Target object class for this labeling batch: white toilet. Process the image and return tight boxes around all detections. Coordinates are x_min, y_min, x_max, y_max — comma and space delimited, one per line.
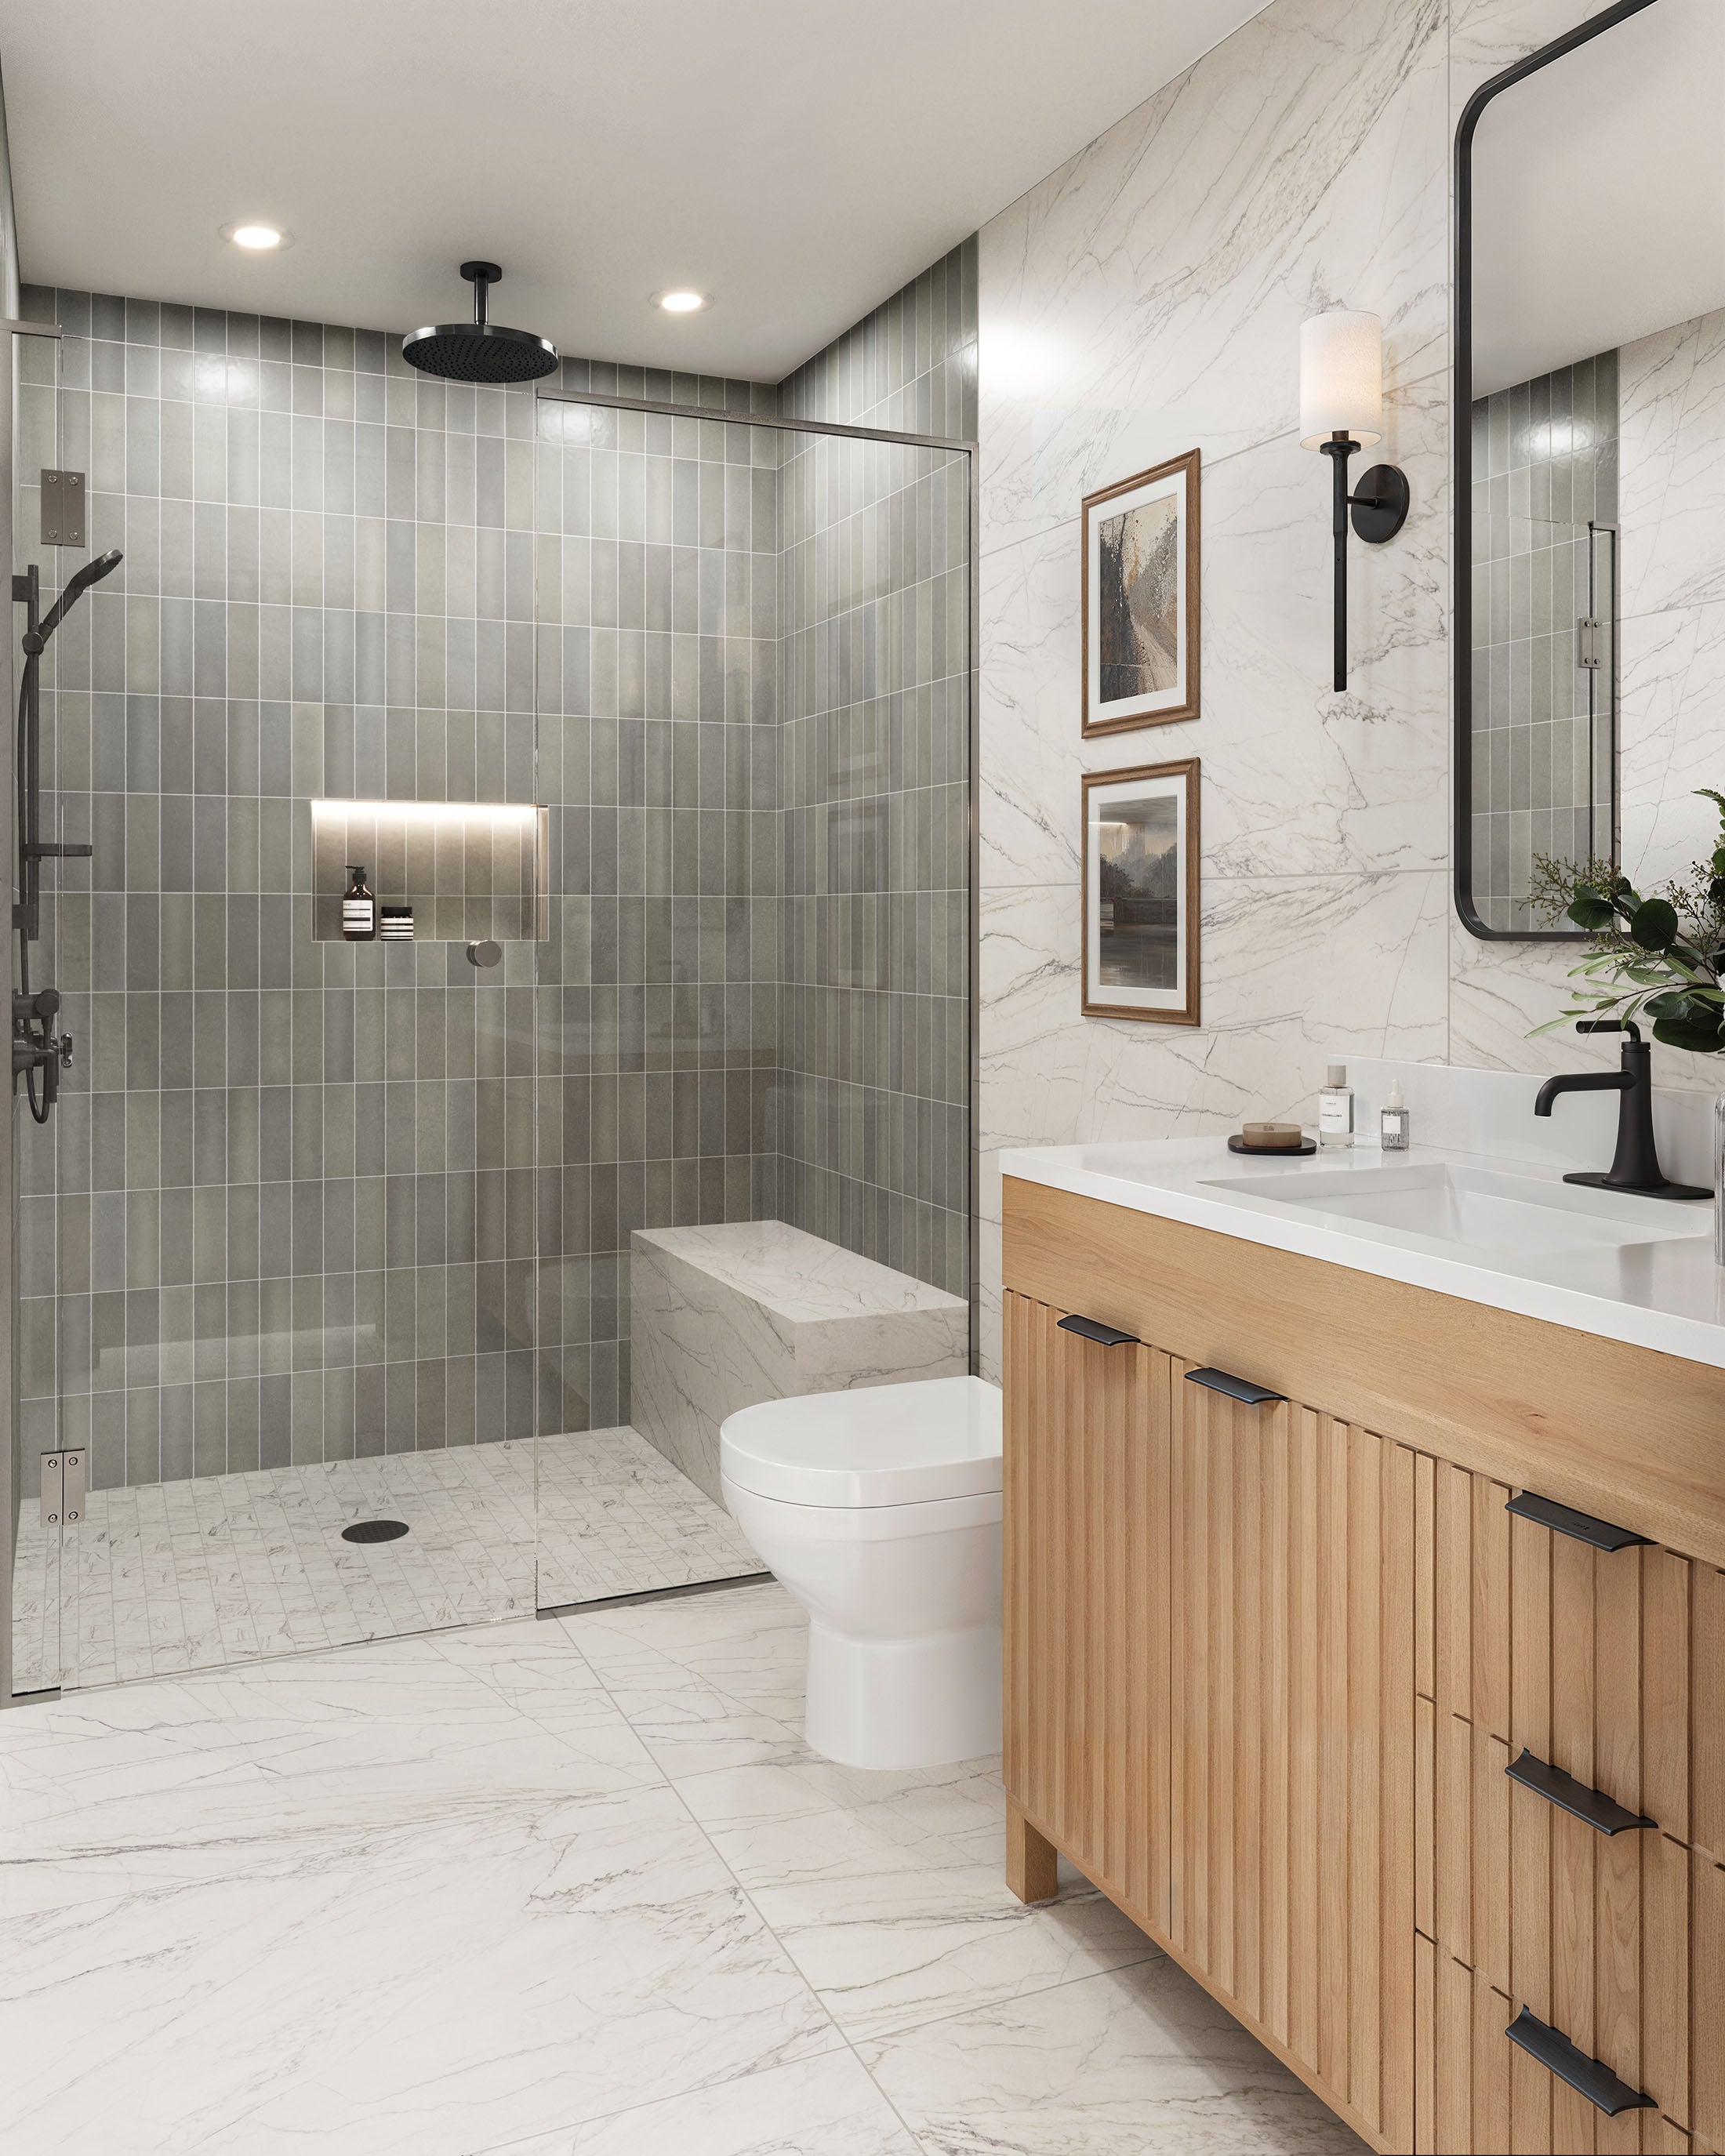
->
719, 1374, 1003, 1771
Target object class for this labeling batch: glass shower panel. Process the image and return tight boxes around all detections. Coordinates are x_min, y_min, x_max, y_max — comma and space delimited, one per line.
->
1469, 510, 1616, 934
9, 322, 70, 1695
11, 292, 543, 1692
530, 400, 971, 1614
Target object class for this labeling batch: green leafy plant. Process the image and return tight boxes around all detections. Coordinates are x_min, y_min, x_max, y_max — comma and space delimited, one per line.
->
1527, 789, 1725, 1052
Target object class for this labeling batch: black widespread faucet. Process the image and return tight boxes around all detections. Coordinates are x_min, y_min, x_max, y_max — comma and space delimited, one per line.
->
1532, 1019, 1710, 1200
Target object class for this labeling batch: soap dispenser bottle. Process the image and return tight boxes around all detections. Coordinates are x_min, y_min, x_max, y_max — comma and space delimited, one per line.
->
1380, 1078, 1411, 1151
1317, 1062, 1355, 1151
341, 864, 378, 942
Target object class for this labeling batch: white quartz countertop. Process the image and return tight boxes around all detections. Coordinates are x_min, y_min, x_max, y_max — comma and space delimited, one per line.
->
1000, 1134, 1725, 1373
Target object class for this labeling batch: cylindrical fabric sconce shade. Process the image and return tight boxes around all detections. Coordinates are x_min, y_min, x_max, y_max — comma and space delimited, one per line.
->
1298, 310, 1384, 448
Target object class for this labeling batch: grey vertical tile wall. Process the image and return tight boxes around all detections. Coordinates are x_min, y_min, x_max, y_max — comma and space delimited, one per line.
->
772, 240, 976, 1297
1471, 350, 1618, 931
16, 286, 778, 1489
779, 239, 978, 440
16, 248, 976, 1489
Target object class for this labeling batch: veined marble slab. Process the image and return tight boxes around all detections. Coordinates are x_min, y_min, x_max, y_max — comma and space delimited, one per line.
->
630, 1221, 969, 1504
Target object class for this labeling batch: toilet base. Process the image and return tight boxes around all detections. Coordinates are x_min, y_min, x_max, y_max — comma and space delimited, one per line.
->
803, 1620, 1002, 1770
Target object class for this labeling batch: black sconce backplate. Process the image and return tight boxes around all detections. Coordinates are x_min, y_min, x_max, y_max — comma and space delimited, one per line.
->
1350, 464, 1411, 544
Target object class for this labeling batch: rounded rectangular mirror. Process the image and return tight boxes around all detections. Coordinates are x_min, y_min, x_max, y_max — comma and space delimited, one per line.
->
1454, 0, 1725, 938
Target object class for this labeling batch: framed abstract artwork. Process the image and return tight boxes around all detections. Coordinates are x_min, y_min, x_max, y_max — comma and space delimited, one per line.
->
1080, 449, 1200, 734
1081, 758, 1200, 1025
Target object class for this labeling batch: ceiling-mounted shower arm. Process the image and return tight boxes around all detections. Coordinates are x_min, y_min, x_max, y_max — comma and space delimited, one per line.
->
462, 260, 501, 328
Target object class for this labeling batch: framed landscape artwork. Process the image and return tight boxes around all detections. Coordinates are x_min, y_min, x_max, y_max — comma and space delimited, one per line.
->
1081, 758, 1200, 1025
1080, 449, 1200, 735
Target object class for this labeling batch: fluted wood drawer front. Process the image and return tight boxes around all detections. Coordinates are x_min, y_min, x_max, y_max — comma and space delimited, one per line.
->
1419, 1457, 1695, 1833
1414, 1945, 1708, 2156
1418, 1455, 1722, 2145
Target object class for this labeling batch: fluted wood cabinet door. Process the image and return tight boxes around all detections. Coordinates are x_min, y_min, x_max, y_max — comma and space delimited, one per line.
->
1002, 1289, 1417, 2153
1002, 1287, 1174, 1936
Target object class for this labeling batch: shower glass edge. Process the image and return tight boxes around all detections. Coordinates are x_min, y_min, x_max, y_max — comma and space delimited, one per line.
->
528, 390, 974, 1619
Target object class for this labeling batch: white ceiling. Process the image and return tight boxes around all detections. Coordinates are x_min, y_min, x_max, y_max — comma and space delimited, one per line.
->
0, 0, 1266, 383
1472, 0, 1725, 396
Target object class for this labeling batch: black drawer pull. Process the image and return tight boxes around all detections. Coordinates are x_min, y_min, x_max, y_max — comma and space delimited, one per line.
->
1504, 2009, 1654, 2117
1505, 1748, 1657, 1836
1505, 1490, 1649, 1552
1185, 1367, 1285, 1407
1057, 1313, 1139, 1348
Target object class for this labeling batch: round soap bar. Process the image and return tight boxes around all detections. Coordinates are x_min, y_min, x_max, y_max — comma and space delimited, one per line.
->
1240, 1122, 1302, 1149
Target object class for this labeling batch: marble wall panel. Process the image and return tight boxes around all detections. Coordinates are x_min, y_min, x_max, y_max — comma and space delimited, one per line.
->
979, 376, 1449, 896
978, 0, 1449, 557
975, 0, 1469, 1379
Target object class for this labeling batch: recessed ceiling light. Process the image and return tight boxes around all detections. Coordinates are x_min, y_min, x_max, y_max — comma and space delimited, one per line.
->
656, 289, 706, 314
221, 222, 288, 251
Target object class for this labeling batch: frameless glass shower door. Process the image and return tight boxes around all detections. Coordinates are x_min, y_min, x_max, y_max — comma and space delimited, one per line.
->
529, 394, 972, 1615
12, 292, 545, 1694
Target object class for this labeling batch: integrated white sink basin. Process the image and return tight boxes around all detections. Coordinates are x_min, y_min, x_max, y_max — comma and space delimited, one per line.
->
1204, 1161, 1711, 1258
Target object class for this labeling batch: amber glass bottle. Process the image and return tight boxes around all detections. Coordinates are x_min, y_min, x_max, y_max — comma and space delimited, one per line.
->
341, 864, 377, 942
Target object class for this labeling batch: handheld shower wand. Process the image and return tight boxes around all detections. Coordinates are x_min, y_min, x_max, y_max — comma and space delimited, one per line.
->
13, 546, 122, 1119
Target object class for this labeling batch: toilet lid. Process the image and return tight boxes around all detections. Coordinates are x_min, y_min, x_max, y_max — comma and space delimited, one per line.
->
719, 1375, 1003, 1507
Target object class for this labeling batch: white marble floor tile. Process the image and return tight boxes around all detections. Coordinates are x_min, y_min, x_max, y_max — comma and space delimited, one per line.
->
859, 1960, 1370, 2155
485, 2050, 923, 2156
5, 1565, 1375, 2154
559, 1581, 813, 1778
4, 1784, 840, 2156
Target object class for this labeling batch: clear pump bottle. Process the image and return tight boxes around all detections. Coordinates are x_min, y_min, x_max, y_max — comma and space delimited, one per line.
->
1380, 1078, 1411, 1151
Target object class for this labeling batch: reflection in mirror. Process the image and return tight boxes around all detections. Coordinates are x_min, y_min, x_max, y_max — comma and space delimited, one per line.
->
1457, 0, 1725, 936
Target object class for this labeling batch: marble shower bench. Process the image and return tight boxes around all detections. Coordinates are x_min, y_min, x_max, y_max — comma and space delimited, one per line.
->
630, 1221, 970, 1504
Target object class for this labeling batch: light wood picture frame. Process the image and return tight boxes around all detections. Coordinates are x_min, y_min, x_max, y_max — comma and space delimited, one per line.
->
1081, 448, 1200, 735
1081, 758, 1200, 1025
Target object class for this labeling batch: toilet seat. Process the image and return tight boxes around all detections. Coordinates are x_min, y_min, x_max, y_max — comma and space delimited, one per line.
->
719, 1374, 1001, 1508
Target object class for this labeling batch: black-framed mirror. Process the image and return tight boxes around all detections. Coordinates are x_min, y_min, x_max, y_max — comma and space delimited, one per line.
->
1454, 0, 1725, 939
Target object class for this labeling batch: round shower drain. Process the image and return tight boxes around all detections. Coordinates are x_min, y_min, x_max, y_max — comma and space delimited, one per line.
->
342, 1519, 410, 1544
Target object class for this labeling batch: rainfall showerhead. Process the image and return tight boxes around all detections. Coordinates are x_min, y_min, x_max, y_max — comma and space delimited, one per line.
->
35, 547, 122, 644
402, 262, 558, 385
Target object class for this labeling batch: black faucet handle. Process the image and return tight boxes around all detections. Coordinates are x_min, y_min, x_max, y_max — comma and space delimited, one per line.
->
1577, 1017, 1641, 1042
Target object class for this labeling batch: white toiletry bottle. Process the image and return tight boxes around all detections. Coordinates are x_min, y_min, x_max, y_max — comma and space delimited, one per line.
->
1380, 1077, 1410, 1151
1317, 1062, 1355, 1151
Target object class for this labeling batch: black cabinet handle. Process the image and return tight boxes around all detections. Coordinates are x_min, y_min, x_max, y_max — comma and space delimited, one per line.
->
1185, 1367, 1285, 1407
1505, 1748, 1657, 1836
1504, 2009, 1654, 2118
1505, 1490, 1649, 1552
1057, 1313, 1139, 1348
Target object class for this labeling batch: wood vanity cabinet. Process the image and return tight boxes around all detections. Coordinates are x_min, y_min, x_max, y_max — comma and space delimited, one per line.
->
1001, 1174, 1725, 2156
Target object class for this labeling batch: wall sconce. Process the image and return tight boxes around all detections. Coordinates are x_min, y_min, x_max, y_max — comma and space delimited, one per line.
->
1298, 310, 1410, 691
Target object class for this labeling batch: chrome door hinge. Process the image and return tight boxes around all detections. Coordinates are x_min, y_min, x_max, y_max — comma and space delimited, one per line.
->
39, 1447, 85, 1529
40, 470, 87, 547
1578, 617, 1604, 670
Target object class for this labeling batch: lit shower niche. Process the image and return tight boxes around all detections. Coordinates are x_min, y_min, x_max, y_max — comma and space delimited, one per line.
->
308, 800, 550, 944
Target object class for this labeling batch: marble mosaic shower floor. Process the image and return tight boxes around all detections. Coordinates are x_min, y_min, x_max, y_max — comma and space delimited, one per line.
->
11, 1427, 762, 1694
0, 1581, 1364, 2155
